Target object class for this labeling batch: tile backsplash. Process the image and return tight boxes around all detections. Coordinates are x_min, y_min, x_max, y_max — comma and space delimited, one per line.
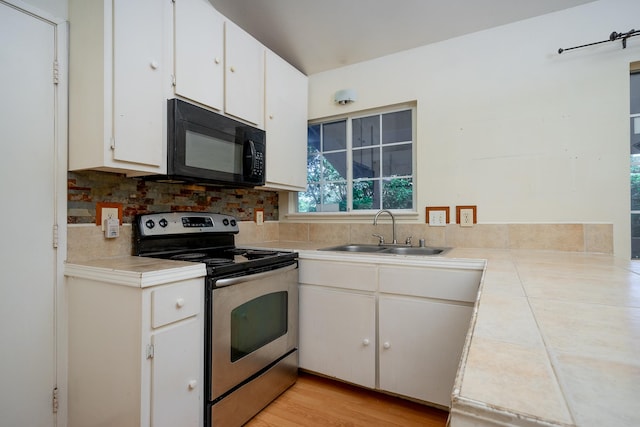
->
67, 170, 278, 224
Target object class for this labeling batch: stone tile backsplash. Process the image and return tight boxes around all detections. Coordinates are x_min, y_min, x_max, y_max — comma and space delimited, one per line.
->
67, 170, 279, 224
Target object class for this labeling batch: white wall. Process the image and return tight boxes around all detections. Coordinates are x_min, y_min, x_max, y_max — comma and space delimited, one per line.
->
18, 0, 67, 19
308, 0, 639, 258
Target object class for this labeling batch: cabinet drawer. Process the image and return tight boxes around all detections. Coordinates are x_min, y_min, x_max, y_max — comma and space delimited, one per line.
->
379, 266, 481, 302
152, 280, 202, 328
298, 259, 377, 291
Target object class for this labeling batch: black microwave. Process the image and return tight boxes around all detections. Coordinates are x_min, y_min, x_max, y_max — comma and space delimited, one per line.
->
161, 99, 265, 187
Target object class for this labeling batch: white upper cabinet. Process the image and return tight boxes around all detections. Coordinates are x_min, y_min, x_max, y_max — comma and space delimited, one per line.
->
173, 0, 224, 111
224, 20, 265, 128
264, 50, 308, 191
69, 0, 171, 175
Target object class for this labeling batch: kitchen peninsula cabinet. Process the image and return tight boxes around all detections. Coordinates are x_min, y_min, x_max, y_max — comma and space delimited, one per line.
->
264, 49, 308, 191
298, 254, 482, 407
65, 258, 206, 427
68, 0, 172, 175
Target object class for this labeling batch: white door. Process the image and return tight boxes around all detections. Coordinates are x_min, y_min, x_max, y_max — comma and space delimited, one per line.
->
298, 285, 376, 388
379, 295, 472, 407
0, 2, 57, 425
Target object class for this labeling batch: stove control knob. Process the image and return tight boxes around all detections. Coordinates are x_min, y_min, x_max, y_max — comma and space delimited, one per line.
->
230, 219, 237, 227
159, 218, 168, 228
222, 218, 229, 226
145, 219, 155, 229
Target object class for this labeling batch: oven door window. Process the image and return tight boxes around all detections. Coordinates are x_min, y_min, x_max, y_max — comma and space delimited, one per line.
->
230, 291, 288, 362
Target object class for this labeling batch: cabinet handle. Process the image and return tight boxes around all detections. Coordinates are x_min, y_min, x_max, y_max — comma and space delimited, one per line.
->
229, 66, 236, 73
176, 298, 185, 308
149, 61, 159, 70
188, 380, 197, 390
214, 57, 220, 64
383, 341, 391, 349
362, 338, 370, 346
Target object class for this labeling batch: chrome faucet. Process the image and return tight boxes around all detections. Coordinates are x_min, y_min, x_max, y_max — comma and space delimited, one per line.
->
373, 209, 397, 244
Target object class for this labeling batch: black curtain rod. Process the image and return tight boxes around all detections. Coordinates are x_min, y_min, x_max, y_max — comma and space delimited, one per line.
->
558, 28, 640, 54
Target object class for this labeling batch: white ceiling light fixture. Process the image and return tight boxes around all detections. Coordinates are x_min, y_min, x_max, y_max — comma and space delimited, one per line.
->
334, 89, 357, 105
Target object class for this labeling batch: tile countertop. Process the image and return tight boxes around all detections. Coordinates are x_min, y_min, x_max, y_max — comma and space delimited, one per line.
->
247, 242, 640, 427
64, 256, 207, 288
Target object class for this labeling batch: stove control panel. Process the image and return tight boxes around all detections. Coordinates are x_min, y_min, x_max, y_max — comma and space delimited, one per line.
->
137, 212, 239, 236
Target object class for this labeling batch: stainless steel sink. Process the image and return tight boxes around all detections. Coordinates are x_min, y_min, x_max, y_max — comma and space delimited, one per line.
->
318, 244, 388, 253
318, 244, 451, 256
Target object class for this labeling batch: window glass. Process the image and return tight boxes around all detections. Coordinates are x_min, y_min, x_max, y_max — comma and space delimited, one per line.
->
353, 115, 379, 147
382, 144, 412, 176
382, 110, 412, 143
353, 148, 380, 179
323, 120, 347, 151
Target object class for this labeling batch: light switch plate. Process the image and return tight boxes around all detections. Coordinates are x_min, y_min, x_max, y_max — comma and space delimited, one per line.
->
429, 210, 447, 226
426, 206, 450, 226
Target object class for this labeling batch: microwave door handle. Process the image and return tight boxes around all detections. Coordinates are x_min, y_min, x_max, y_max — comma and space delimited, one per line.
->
214, 263, 297, 288
245, 139, 257, 175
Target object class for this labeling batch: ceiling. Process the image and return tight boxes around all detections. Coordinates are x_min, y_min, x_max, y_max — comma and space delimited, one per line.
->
209, 0, 597, 75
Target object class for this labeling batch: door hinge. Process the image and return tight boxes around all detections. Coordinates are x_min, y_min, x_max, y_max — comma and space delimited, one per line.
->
53, 60, 59, 85
146, 344, 154, 359
52, 387, 59, 413
53, 224, 58, 249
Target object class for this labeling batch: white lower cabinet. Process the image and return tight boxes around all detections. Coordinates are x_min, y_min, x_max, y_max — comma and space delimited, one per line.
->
67, 275, 204, 427
379, 295, 472, 407
299, 285, 376, 388
298, 256, 482, 408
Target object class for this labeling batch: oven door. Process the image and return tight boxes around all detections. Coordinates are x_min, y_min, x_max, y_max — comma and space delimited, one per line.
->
209, 263, 298, 400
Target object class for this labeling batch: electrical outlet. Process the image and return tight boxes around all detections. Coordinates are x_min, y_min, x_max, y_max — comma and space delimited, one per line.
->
460, 208, 474, 227
254, 208, 264, 225
429, 210, 447, 226
101, 208, 119, 231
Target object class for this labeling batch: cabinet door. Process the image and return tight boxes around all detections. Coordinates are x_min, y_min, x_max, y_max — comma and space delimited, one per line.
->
174, 0, 224, 111
264, 50, 308, 191
224, 20, 264, 127
299, 285, 375, 388
113, 0, 165, 167
379, 295, 472, 407
151, 318, 201, 427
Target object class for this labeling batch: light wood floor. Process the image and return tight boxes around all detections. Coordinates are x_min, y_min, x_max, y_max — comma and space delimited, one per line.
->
245, 371, 449, 427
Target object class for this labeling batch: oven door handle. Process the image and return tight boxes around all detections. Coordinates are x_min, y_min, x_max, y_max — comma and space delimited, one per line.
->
214, 263, 297, 288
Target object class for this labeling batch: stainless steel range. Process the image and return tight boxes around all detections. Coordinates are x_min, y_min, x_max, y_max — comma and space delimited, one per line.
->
134, 212, 298, 427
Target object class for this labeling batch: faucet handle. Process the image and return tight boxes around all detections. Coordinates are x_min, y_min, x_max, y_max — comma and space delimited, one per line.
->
405, 236, 413, 246
372, 233, 385, 245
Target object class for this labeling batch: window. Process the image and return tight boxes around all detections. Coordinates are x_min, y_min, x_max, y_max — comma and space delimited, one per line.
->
298, 107, 414, 212
631, 70, 640, 258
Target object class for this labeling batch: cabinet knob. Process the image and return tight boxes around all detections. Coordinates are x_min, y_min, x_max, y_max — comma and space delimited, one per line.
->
269, 114, 274, 120
176, 298, 185, 308
150, 61, 159, 70
229, 66, 236, 73
214, 57, 220, 64
362, 338, 370, 346
188, 380, 197, 390
383, 341, 391, 349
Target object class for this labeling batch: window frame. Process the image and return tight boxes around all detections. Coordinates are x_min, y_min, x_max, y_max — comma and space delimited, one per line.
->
295, 103, 417, 215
